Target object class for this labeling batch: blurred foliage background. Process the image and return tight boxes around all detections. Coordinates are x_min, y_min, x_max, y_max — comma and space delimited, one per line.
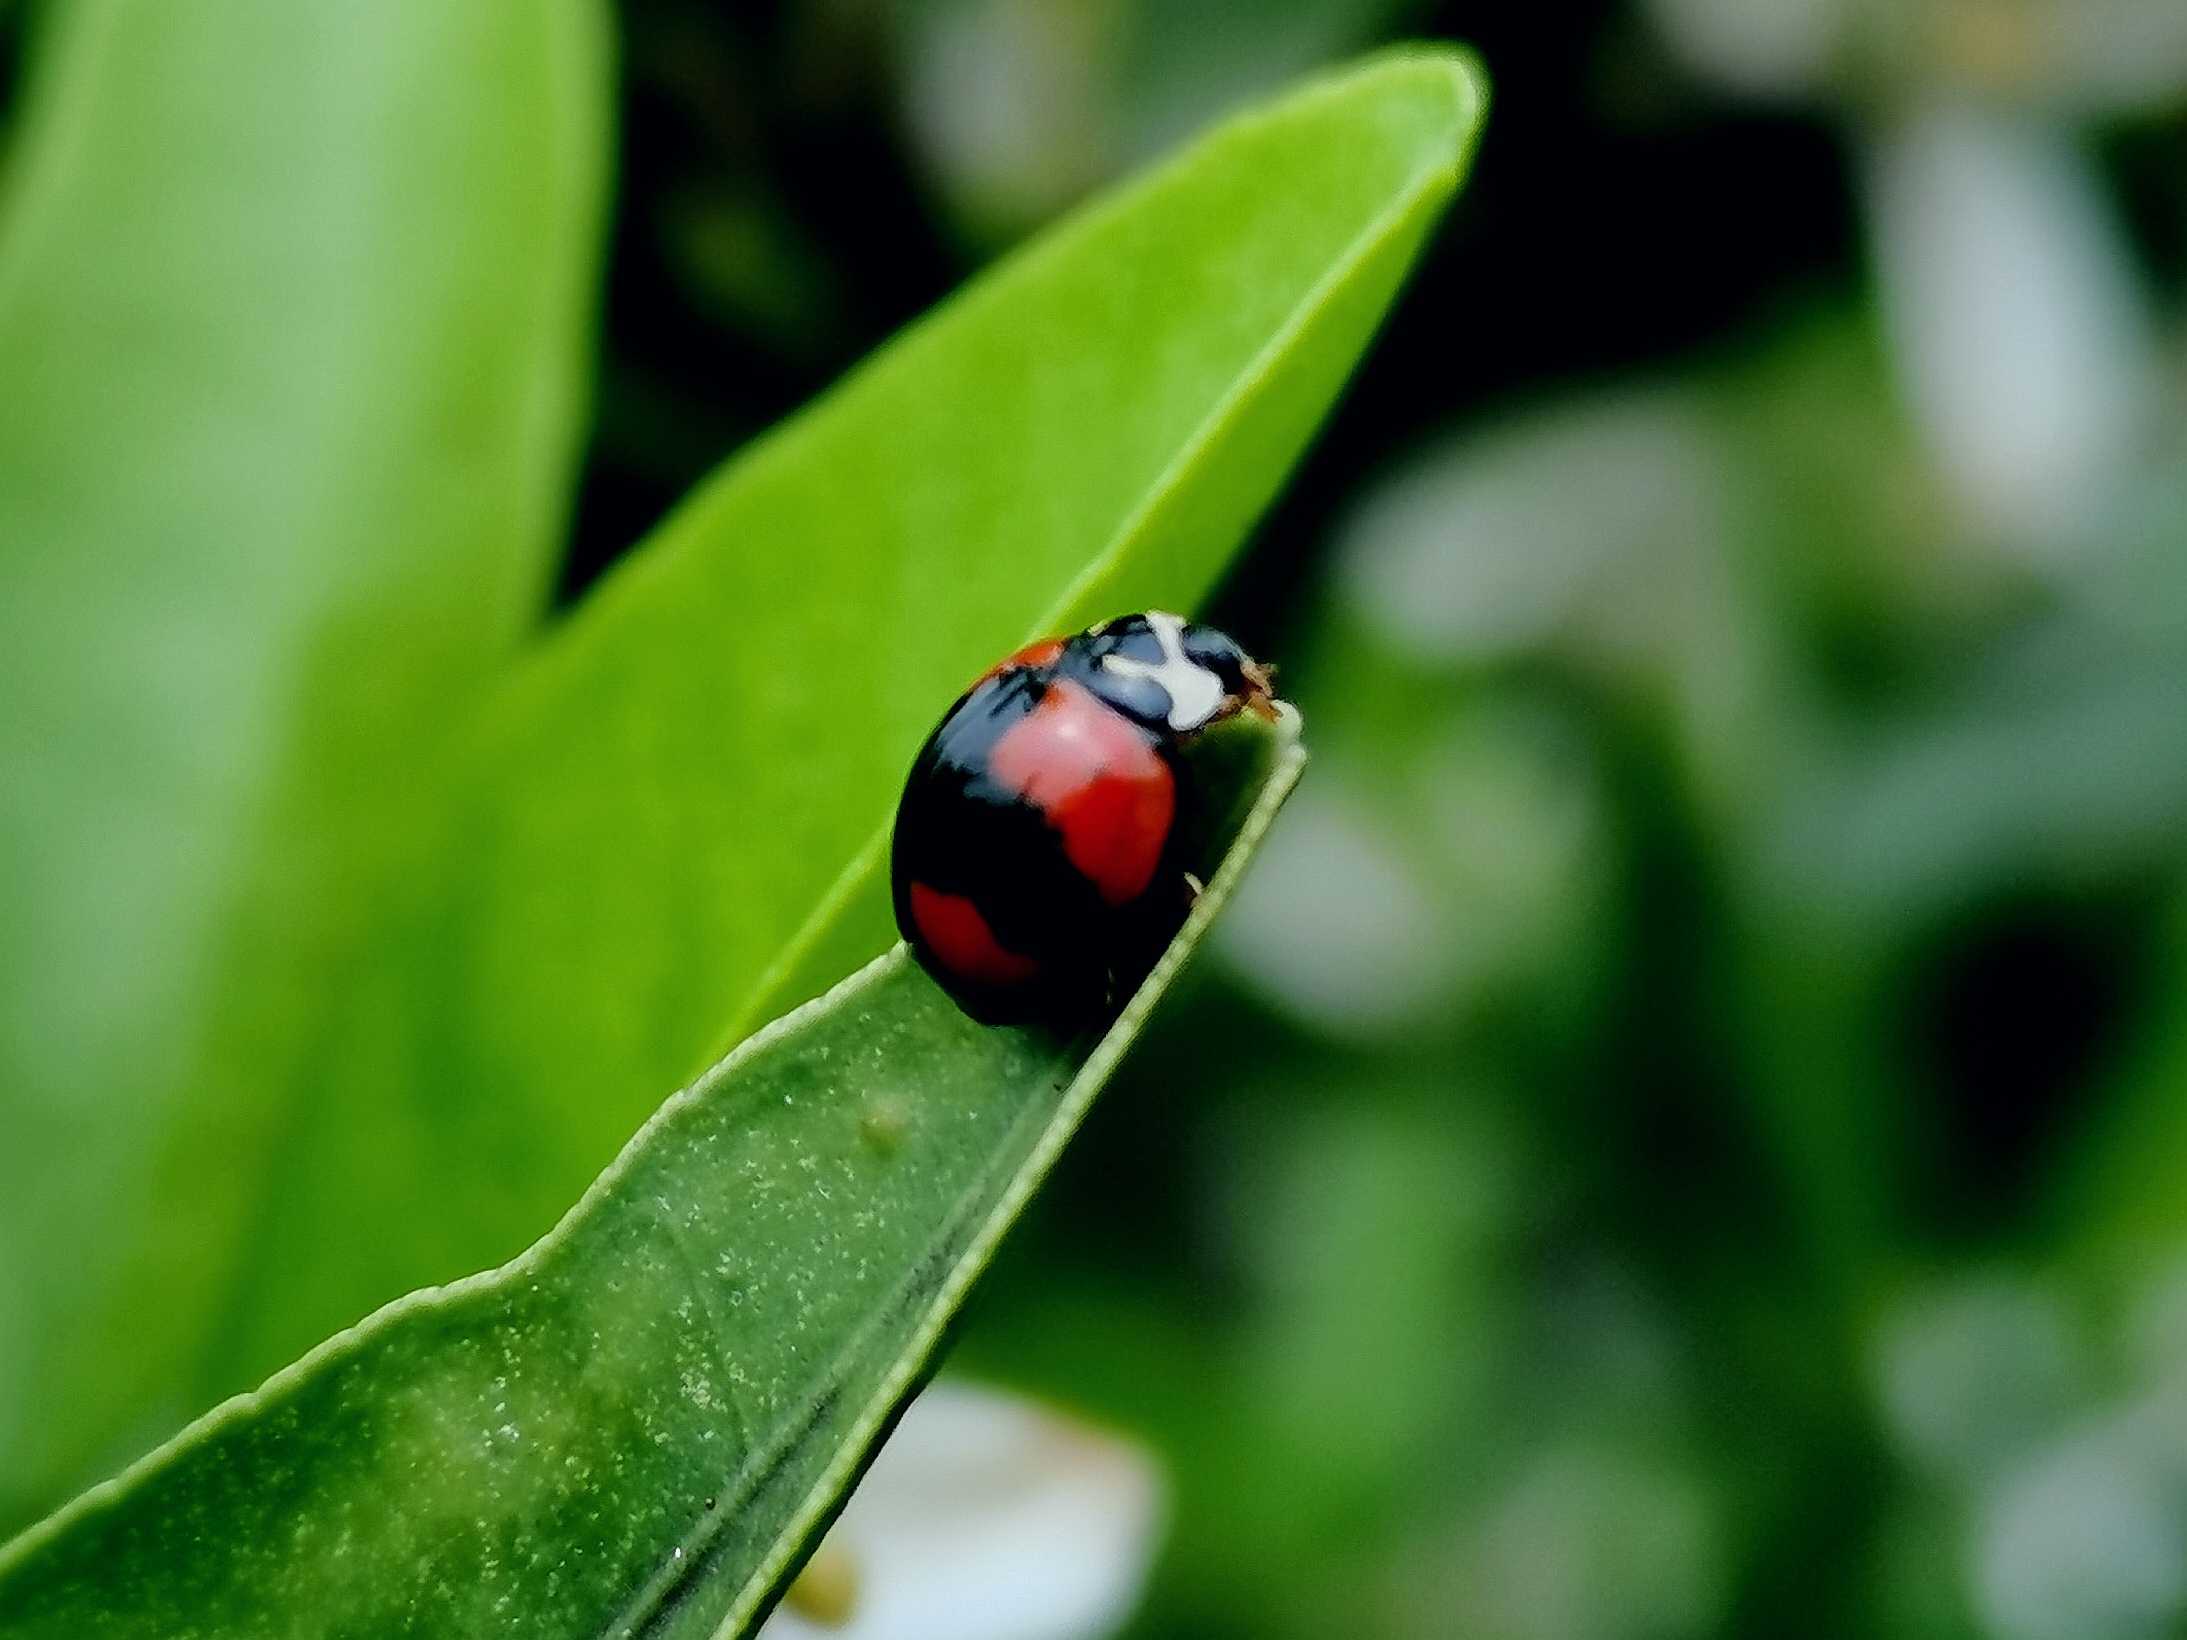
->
10, 0, 2187, 1637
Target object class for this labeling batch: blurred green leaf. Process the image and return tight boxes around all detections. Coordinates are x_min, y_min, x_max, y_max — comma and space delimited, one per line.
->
219, 46, 1485, 1387
0, 723, 1305, 1640
0, 2, 609, 1527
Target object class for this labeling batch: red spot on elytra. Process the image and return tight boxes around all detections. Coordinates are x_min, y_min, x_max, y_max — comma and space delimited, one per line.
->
909, 883, 1040, 986
976, 636, 1065, 687
989, 680, 1175, 905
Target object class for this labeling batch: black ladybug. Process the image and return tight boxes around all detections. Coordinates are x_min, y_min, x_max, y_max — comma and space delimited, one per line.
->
892, 612, 1281, 1026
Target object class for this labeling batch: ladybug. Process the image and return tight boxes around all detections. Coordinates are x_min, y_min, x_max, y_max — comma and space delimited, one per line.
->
892, 611, 1280, 1026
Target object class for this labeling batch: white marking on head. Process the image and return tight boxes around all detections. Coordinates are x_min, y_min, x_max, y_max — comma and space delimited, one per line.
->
1099, 610, 1227, 731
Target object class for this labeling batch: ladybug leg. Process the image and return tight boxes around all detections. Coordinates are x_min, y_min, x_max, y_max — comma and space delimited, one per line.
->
1238, 658, 1281, 720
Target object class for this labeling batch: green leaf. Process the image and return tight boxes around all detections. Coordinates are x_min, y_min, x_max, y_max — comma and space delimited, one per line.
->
218, 47, 1484, 1387
0, 719, 1306, 1640
0, 3, 610, 1526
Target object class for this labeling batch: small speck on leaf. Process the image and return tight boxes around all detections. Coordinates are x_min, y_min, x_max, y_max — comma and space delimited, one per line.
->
859, 1094, 911, 1155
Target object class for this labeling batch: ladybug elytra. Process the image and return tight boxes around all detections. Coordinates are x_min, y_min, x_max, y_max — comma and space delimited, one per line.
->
892, 611, 1283, 1026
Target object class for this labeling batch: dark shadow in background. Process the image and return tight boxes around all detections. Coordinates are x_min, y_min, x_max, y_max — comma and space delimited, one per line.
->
1903, 888, 2160, 1244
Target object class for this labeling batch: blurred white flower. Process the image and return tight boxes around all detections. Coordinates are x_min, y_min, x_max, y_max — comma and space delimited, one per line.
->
1865, 104, 2155, 551
893, 0, 1420, 240
1213, 777, 1459, 1032
2127, 1258, 2187, 1392
1975, 1413, 2187, 1640
1216, 706, 1601, 1038
1644, 0, 1840, 98
1114, 0, 1425, 163
897, 0, 1119, 239
1335, 397, 1723, 669
761, 1379, 1163, 1640
1641, 0, 2187, 110
2025, 0, 2187, 111
1642, 0, 2182, 562
1441, 1444, 1726, 1640
1874, 1276, 2086, 1489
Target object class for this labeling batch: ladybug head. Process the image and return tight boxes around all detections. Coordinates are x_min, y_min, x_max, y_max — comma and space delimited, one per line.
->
1075, 611, 1273, 734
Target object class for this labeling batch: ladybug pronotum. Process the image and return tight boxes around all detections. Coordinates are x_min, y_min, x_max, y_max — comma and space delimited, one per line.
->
891, 611, 1282, 1026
